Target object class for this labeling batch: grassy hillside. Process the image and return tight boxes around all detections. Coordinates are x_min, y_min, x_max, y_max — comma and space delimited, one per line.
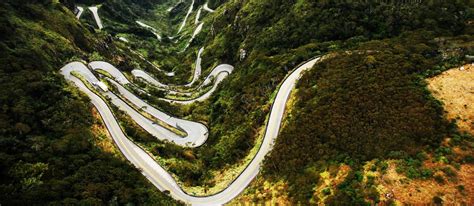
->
0, 1, 180, 205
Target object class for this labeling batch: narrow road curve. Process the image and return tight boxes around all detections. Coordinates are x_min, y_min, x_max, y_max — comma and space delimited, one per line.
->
182, 22, 204, 51
128, 46, 234, 103
128, 49, 175, 77
132, 63, 234, 104
136, 21, 162, 41
88, 6, 103, 29
161, 65, 233, 105
88, 49, 234, 104
195, 6, 202, 25
203, 2, 215, 13
60, 57, 320, 205
76, 6, 84, 19
62, 62, 209, 147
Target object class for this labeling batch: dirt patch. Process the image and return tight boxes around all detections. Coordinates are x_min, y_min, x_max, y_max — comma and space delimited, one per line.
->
428, 64, 474, 134
378, 161, 474, 205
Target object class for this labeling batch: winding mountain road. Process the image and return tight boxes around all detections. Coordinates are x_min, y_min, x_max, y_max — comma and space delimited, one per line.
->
66, 1, 319, 204
88, 47, 233, 104
182, 22, 204, 51
61, 56, 320, 205
63, 62, 209, 147
130, 47, 234, 103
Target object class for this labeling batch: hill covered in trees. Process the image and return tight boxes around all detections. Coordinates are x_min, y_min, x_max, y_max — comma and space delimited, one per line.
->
0, 0, 473, 205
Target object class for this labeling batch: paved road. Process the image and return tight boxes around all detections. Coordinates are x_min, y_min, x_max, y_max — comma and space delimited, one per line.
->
103, 58, 233, 104
63, 62, 209, 147
161, 64, 233, 105
183, 22, 204, 51
136, 21, 162, 41
76, 6, 84, 19
89, 61, 130, 85
186, 47, 204, 87
107, 78, 209, 147
128, 49, 175, 77
61, 57, 320, 205
162, 70, 229, 105
178, 0, 194, 34
130, 47, 235, 103
203, 2, 215, 13
88, 6, 103, 29
132, 62, 233, 104
195, 6, 202, 25
119, 37, 129, 43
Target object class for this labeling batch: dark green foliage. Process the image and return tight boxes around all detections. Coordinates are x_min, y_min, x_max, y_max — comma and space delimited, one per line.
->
0, 2, 179, 205
434, 174, 445, 184
205, 0, 468, 61
325, 169, 370, 205
396, 154, 434, 179
322, 187, 331, 195
456, 185, 466, 195
441, 167, 457, 178
101, 0, 162, 24
208, 0, 227, 8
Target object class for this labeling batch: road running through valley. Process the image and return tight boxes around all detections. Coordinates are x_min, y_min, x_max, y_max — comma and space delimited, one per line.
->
60, 56, 320, 205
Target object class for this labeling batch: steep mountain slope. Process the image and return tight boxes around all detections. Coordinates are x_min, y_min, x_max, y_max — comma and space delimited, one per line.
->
0, 1, 180, 205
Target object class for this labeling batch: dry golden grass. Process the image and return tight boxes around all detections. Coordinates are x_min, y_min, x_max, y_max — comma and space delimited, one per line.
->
428, 64, 474, 134
377, 161, 473, 205
228, 179, 292, 206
